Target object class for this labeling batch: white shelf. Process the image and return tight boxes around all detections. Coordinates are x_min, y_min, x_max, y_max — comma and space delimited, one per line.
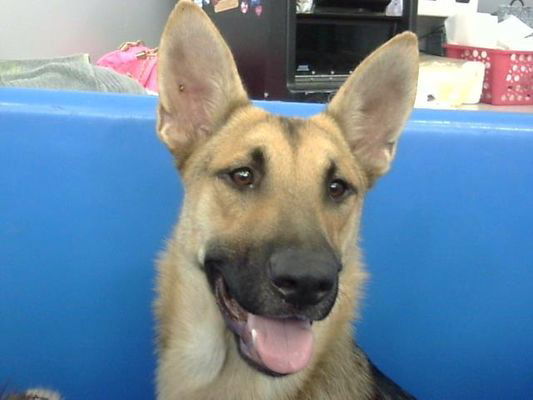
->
418, 0, 478, 17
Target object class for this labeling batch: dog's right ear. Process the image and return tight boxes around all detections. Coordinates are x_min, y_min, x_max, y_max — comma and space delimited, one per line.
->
157, 0, 249, 168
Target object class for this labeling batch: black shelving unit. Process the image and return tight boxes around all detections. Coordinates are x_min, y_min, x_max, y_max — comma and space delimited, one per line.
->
202, 0, 417, 102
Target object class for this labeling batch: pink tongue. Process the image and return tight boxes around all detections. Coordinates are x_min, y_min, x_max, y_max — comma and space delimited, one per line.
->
247, 314, 314, 374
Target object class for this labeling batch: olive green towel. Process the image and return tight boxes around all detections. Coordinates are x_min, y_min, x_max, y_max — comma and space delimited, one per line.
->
0, 54, 146, 94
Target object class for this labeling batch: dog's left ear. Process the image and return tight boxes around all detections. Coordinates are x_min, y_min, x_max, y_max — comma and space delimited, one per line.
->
325, 32, 419, 187
157, 1, 249, 168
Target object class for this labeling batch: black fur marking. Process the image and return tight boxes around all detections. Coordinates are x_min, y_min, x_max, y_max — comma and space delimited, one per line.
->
353, 343, 417, 400
250, 147, 266, 176
325, 161, 338, 184
276, 117, 303, 147
370, 362, 417, 400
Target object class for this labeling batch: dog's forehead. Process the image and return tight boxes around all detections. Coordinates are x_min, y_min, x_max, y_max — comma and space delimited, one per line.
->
206, 107, 352, 170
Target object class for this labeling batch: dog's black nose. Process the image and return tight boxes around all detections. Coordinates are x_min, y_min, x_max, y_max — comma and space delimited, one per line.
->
269, 248, 340, 307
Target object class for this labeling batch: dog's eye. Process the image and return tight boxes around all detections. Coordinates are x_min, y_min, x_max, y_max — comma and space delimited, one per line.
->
328, 179, 348, 200
229, 167, 255, 188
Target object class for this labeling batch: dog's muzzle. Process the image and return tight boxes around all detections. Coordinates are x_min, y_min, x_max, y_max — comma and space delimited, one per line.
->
207, 246, 340, 376
214, 274, 314, 376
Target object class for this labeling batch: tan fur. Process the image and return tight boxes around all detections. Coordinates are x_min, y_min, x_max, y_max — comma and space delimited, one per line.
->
154, 1, 419, 399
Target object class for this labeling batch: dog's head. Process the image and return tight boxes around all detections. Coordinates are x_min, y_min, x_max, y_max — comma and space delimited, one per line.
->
157, 1, 418, 377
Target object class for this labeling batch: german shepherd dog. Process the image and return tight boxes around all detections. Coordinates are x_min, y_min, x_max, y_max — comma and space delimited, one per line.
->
155, 1, 419, 399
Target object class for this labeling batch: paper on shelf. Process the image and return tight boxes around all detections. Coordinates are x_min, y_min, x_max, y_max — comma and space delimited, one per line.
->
446, 12, 533, 51
445, 12, 498, 49
496, 16, 533, 50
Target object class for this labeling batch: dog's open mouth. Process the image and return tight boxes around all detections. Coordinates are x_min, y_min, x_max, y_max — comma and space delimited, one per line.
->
214, 275, 314, 376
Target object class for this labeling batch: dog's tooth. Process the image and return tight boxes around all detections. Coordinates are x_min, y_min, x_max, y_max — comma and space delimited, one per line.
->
302, 320, 312, 329
251, 328, 258, 345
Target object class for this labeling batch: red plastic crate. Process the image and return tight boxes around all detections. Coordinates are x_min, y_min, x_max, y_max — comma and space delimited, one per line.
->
445, 44, 533, 105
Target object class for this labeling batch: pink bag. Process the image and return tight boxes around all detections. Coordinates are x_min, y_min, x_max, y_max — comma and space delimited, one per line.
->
96, 41, 158, 92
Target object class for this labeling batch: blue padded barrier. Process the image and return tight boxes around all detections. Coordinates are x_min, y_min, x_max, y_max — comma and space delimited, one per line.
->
1, 88, 532, 399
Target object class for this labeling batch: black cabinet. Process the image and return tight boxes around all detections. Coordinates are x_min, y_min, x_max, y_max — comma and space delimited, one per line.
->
202, 0, 417, 102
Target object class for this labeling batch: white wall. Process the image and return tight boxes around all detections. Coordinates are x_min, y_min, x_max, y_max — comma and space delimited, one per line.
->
478, 0, 505, 13
0, 0, 176, 61
0, 0, 515, 62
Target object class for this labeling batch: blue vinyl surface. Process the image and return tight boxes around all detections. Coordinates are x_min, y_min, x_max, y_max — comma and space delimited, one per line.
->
1, 89, 532, 399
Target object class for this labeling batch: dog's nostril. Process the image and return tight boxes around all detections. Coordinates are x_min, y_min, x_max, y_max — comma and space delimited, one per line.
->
317, 280, 332, 293
273, 277, 298, 291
